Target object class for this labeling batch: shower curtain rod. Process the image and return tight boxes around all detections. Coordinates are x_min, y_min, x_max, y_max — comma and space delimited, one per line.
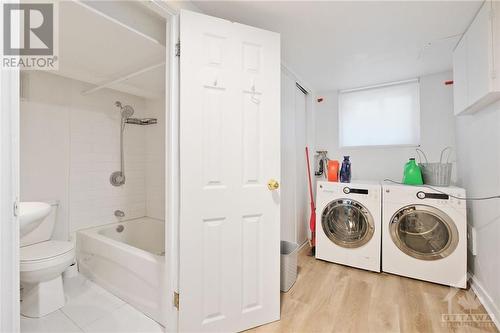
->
82, 61, 166, 96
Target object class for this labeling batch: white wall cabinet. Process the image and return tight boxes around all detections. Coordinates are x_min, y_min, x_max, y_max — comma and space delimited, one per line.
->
453, 0, 500, 115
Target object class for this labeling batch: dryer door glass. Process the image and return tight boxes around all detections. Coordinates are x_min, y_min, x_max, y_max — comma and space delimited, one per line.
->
390, 205, 459, 260
321, 199, 375, 248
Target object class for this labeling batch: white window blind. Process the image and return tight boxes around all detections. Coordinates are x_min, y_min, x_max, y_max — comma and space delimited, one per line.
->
338, 79, 420, 147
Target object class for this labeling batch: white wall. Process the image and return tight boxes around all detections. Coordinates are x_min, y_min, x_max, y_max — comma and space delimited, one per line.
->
455, 101, 500, 325
314, 71, 457, 182
20, 71, 165, 238
20, 99, 70, 240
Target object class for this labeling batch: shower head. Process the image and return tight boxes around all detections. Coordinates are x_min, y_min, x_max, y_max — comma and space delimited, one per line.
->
115, 101, 134, 118
121, 105, 135, 118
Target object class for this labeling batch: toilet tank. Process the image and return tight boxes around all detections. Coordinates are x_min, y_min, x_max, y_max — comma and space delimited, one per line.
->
20, 201, 59, 247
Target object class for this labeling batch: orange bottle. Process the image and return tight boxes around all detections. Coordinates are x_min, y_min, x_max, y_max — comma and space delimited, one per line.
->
327, 160, 340, 182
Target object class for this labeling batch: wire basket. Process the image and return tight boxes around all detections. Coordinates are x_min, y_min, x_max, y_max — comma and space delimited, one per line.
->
416, 147, 453, 187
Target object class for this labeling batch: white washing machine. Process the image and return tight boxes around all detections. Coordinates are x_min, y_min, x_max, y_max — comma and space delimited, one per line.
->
382, 183, 467, 288
316, 181, 381, 272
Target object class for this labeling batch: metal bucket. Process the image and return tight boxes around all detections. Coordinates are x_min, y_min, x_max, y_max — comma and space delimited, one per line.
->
416, 147, 453, 187
280, 241, 299, 292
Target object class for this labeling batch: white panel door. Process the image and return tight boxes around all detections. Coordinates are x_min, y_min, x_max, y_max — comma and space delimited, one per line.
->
179, 10, 280, 332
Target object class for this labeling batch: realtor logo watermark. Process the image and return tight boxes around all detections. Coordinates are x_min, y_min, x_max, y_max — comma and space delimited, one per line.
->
1, 1, 58, 69
441, 275, 496, 329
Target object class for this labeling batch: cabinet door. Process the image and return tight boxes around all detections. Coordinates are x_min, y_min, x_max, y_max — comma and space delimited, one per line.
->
467, 1, 492, 105
453, 35, 468, 115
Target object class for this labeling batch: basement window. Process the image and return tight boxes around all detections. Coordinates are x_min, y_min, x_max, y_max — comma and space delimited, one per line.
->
338, 79, 420, 148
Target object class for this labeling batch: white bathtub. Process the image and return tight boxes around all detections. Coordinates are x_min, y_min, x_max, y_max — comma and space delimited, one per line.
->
76, 217, 166, 326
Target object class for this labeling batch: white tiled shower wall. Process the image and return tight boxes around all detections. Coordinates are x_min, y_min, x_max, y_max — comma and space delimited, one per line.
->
20, 71, 165, 239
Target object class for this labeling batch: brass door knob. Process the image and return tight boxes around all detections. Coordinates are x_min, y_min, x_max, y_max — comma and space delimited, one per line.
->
267, 179, 280, 191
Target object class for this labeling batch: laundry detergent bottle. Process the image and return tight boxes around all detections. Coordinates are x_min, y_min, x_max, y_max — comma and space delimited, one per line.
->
327, 160, 340, 182
403, 158, 423, 185
340, 156, 351, 183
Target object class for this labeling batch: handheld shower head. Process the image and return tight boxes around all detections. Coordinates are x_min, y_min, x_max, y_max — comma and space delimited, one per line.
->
110, 101, 156, 187
115, 101, 134, 118
121, 105, 135, 118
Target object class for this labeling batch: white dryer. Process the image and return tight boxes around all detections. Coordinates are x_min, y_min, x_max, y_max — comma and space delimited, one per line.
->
382, 183, 467, 288
316, 181, 381, 272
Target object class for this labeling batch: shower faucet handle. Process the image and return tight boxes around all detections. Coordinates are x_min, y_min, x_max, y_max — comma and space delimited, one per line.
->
114, 210, 125, 218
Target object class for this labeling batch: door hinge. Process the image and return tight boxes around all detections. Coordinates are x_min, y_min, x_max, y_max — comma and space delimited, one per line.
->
173, 292, 179, 310
13, 200, 19, 217
175, 42, 180, 57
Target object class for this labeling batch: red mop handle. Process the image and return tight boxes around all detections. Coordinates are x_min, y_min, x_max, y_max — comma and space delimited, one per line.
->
305, 147, 315, 207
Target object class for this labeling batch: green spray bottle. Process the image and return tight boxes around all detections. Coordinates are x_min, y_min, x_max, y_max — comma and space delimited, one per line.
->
403, 158, 424, 185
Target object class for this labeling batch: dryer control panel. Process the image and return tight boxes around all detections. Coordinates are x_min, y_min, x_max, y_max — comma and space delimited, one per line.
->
414, 191, 464, 207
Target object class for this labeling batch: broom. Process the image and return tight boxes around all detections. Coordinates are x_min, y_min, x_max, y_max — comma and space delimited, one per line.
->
305, 147, 316, 256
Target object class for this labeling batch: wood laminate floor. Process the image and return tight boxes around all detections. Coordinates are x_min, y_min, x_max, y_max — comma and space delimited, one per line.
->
247, 246, 498, 333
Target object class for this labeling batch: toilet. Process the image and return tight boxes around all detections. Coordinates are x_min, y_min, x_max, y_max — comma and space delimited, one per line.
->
20, 202, 75, 318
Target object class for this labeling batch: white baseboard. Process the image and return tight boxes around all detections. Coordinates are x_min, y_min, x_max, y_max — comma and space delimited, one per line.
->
470, 274, 500, 330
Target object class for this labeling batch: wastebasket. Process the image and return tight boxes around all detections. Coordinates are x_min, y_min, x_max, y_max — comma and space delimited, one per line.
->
280, 240, 299, 292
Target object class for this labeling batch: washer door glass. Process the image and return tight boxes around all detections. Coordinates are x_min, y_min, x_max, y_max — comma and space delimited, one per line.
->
390, 205, 459, 260
321, 199, 374, 248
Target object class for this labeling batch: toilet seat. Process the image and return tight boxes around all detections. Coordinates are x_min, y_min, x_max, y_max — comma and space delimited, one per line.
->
21, 240, 74, 261
20, 241, 74, 272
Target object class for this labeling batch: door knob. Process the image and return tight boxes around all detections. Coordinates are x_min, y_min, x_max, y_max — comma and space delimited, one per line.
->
267, 179, 280, 191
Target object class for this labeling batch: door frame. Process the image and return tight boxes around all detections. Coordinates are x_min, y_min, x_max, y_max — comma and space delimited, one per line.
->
0, 52, 21, 332
165, 5, 180, 333
0, 1, 181, 331
147, 1, 180, 332
1, 0, 21, 328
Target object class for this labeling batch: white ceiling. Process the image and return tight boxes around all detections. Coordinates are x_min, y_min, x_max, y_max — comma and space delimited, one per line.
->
193, 1, 481, 91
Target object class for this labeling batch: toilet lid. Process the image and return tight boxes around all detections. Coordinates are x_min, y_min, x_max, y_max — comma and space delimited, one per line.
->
21, 241, 74, 262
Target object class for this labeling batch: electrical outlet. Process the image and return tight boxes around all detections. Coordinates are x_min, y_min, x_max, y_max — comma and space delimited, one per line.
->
467, 224, 477, 256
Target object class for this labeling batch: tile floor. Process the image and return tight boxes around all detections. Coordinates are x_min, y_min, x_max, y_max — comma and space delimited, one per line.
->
21, 274, 164, 333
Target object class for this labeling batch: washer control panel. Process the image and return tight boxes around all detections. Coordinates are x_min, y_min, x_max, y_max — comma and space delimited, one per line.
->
343, 187, 369, 195
416, 191, 449, 200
